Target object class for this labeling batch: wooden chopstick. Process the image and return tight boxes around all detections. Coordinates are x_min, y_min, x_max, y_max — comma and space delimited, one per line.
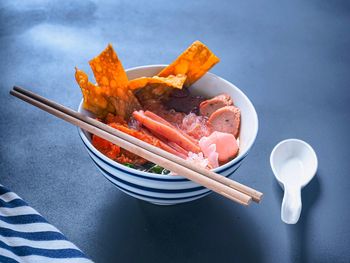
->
12, 86, 263, 203
10, 88, 253, 206
11, 86, 263, 204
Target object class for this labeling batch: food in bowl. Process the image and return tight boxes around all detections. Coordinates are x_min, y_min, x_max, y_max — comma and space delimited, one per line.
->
75, 41, 242, 174
77, 65, 258, 205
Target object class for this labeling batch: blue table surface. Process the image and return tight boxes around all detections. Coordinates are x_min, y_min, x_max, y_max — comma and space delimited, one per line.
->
1, 0, 349, 262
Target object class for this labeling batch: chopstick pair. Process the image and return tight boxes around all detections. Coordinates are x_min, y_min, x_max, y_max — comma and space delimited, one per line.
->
10, 86, 263, 206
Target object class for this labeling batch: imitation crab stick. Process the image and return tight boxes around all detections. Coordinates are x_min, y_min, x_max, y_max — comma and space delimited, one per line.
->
142, 127, 189, 158
168, 141, 189, 156
133, 111, 201, 153
157, 140, 188, 159
144, 110, 198, 145
139, 127, 187, 159
144, 128, 189, 157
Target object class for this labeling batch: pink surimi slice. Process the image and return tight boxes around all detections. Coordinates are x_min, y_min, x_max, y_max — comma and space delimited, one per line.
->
206, 144, 219, 168
199, 131, 239, 163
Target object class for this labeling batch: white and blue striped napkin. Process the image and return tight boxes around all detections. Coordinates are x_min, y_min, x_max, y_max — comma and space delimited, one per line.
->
0, 184, 93, 263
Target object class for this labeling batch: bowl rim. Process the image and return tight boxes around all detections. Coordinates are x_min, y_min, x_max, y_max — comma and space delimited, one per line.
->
78, 64, 259, 180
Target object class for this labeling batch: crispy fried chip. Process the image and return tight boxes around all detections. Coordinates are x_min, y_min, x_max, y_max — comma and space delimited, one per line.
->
129, 75, 186, 102
128, 74, 186, 90
75, 68, 115, 116
76, 44, 141, 119
108, 89, 141, 119
89, 44, 129, 99
131, 75, 187, 102
158, 41, 220, 87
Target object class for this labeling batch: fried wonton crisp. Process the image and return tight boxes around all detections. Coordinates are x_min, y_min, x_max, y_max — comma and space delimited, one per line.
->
128, 74, 187, 90
76, 44, 141, 119
89, 44, 129, 97
129, 74, 187, 102
75, 68, 114, 116
158, 41, 220, 87
75, 41, 219, 118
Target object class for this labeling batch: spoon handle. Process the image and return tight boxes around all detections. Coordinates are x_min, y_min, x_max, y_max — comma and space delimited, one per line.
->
281, 185, 302, 224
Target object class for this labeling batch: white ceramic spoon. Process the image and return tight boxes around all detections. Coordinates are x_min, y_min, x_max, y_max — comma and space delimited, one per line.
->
270, 139, 318, 224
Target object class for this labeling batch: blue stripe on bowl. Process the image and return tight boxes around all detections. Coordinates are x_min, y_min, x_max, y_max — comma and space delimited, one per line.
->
81, 130, 247, 206
93, 155, 243, 202
91, 158, 206, 194
81, 137, 188, 182
90, 148, 240, 194
83, 137, 244, 181
101, 171, 210, 201
217, 157, 244, 173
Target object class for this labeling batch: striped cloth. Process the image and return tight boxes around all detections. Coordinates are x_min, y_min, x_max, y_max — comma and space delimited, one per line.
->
0, 185, 93, 263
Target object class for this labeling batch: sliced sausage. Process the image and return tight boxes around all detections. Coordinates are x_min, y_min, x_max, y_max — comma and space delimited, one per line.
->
208, 106, 240, 138
199, 93, 233, 117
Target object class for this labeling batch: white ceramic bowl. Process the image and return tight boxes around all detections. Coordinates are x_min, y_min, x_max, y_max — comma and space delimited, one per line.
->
78, 65, 258, 205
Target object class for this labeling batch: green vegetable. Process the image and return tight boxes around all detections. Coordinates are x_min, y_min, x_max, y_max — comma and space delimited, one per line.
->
123, 163, 135, 168
147, 164, 163, 174
123, 162, 170, 175
146, 164, 170, 174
